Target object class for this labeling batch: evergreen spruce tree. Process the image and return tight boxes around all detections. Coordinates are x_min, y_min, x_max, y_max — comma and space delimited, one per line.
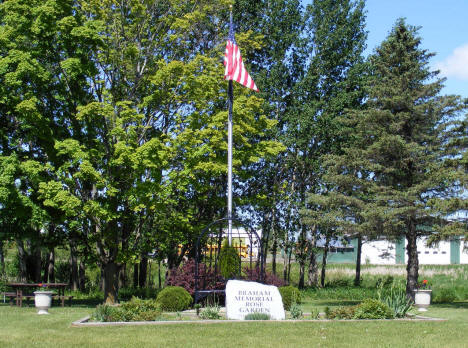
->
327, 19, 466, 298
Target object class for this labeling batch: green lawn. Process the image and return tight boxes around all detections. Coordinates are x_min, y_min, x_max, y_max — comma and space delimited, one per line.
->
1, 302, 467, 347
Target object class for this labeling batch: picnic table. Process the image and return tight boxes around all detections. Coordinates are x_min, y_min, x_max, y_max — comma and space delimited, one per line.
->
6, 283, 72, 307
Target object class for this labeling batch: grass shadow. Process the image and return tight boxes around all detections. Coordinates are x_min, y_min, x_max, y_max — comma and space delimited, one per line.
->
432, 302, 468, 309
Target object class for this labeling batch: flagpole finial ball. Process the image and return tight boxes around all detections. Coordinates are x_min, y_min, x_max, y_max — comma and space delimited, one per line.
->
230, 4, 233, 9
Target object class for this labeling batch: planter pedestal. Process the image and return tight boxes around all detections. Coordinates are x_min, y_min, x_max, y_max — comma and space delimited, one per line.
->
414, 289, 432, 312
34, 291, 55, 314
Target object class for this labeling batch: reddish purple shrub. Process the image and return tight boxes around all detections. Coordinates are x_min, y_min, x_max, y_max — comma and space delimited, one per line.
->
166, 259, 224, 295
243, 267, 287, 287
167, 259, 287, 296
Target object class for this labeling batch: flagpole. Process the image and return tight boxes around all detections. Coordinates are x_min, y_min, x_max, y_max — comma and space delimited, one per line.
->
227, 6, 234, 246
227, 77, 233, 246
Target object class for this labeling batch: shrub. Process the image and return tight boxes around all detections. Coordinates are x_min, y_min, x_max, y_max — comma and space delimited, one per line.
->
92, 304, 116, 322
199, 300, 222, 320
244, 312, 270, 320
54, 261, 71, 284
156, 286, 192, 312
119, 297, 162, 321
309, 308, 320, 320
118, 287, 160, 301
353, 299, 394, 319
377, 282, 412, 318
166, 259, 224, 295
92, 298, 162, 322
289, 302, 303, 319
375, 276, 394, 289
219, 240, 241, 279
326, 279, 351, 287
433, 288, 458, 303
325, 305, 357, 319
279, 285, 301, 311
243, 267, 286, 287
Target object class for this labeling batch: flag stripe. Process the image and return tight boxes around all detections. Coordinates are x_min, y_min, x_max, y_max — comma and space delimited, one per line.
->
224, 39, 258, 92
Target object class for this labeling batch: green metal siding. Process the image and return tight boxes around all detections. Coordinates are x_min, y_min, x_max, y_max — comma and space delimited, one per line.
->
319, 238, 358, 264
450, 237, 460, 264
395, 237, 405, 264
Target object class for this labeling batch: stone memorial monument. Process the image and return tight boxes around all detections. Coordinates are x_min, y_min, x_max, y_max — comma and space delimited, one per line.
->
225, 279, 285, 320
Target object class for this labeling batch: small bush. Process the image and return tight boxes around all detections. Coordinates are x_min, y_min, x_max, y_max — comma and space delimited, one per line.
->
375, 276, 394, 289
433, 288, 458, 303
353, 299, 394, 319
118, 287, 160, 301
243, 267, 287, 287
219, 240, 241, 279
119, 297, 162, 321
166, 259, 224, 295
377, 282, 412, 318
156, 286, 192, 312
92, 298, 162, 322
199, 300, 222, 320
289, 302, 303, 319
325, 305, 357, 319
279, 285, 301, 311
244, 312, 270, 320
326, 278, 351, 287
309, 308, 320, 320
92, 304, 116, 322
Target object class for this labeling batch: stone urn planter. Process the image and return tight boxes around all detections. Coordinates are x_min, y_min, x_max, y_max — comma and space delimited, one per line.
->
34, 291, 55, 314
414, 289, 432, 312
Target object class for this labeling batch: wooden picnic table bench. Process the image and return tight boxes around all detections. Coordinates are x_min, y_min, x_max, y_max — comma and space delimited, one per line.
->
6, 283, 72, 307
1, 292, 18, 306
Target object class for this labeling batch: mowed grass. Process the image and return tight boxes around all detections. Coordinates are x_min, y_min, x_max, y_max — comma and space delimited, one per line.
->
1, 303, 468, 347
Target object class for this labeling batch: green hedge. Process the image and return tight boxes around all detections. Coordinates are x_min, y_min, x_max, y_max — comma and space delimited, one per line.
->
156, 286, 192, 312
279, 285, 301, 311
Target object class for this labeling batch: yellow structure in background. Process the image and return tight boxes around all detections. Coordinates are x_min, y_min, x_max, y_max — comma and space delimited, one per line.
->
204, 242, 252, 258
178, 238, 254, 258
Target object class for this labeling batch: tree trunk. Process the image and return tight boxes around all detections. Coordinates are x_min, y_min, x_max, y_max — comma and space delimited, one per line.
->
44, 249, 55, 283
307, 230, 318, 287
354, 235, 362, 286
70, 242, 79, 291
139, 256, 148, 288
0, 240, 5, 275
271, 208, 277, 275
283, 246, 288, 281
320, 236, 330, 288
158, 260, 162, 289
79, 260, 86, 291
406, 219, 419, 301
16, 239, 27, 282
28, 239, 42, 283
287, 248, 292, 283
133, 263, 139, 288
298, 225, 306, 289
118, 266, 125, 289
271, 239, 277, 276
103, 261, 120, 304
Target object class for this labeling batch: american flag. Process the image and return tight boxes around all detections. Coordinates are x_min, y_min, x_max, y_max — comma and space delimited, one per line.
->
224, 15, 258, 92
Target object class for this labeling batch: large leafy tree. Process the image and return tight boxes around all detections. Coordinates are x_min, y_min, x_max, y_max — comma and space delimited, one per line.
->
290, 0, 367, 287
0, 0, 282, 302
232, 0, 303, 276
328, 19, 466, 298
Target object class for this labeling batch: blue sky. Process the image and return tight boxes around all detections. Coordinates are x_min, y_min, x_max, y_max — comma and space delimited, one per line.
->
303, 0, 468, 98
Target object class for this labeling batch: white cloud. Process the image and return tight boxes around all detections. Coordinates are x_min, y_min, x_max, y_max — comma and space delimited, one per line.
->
434, 44, 468, 80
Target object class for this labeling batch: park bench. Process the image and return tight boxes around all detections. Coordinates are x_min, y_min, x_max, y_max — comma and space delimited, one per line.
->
1, 292, 17, 306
